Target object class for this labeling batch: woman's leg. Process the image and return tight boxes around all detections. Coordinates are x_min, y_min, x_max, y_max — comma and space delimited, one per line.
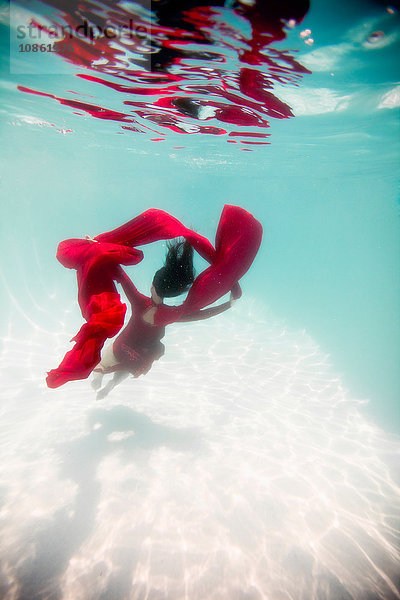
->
91, 344, 119, 391
96, 370, 130, 400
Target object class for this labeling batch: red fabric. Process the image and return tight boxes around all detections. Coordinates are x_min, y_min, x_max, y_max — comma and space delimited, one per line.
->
46, 205, 262, 388
56, 239, 143, 318
46, 292, 126, 388
95, 207, 216, 263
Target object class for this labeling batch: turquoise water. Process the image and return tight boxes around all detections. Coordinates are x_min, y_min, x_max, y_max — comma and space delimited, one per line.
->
0, 1, 399, 599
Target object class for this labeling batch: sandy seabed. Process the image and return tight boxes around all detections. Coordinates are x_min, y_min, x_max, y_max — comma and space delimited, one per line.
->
0, 300, 399, 600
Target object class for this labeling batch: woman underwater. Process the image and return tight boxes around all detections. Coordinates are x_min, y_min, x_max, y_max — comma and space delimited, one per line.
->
92, 241, 239, 400
46, 205, 262, 392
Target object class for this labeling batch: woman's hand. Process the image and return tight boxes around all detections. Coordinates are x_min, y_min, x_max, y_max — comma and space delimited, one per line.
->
143, 306, 157, 325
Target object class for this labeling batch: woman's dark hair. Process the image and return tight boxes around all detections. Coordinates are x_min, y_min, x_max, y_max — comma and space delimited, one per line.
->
152, 240, 195, 298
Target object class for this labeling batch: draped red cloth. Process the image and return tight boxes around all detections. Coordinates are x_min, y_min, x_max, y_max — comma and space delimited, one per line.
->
46, 205, 263, 388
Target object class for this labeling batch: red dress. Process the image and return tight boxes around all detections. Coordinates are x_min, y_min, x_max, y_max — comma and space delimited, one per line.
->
46, 205, 263, 388
108, 280, 166, 377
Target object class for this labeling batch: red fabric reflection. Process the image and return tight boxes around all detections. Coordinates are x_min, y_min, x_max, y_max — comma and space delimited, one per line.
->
18, 0, 310, 145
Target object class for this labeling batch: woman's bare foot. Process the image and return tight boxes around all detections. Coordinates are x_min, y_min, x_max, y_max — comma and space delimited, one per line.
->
95, 371, 129, 400
91, 371, 103, 391
96, 382, 113, 400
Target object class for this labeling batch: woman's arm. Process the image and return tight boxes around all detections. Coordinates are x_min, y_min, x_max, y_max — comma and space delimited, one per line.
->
178, 291, 237, 323
145, 288, 240, 326
178, 302, 231, 323
114, 266, 143, 305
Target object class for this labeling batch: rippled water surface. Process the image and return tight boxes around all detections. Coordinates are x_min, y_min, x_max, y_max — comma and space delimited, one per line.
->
11, 0, 312, 143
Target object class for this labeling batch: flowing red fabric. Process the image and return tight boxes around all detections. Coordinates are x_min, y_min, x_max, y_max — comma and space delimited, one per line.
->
46, 205, 262, 388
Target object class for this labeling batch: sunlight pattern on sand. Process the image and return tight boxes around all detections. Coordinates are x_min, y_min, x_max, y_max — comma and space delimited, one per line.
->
0, 301, 399, 600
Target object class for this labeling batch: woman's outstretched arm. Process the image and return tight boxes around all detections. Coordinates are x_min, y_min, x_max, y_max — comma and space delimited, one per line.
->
177, 292, 237, 323
114, 266, 143, 305
178, 302, 231, 322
